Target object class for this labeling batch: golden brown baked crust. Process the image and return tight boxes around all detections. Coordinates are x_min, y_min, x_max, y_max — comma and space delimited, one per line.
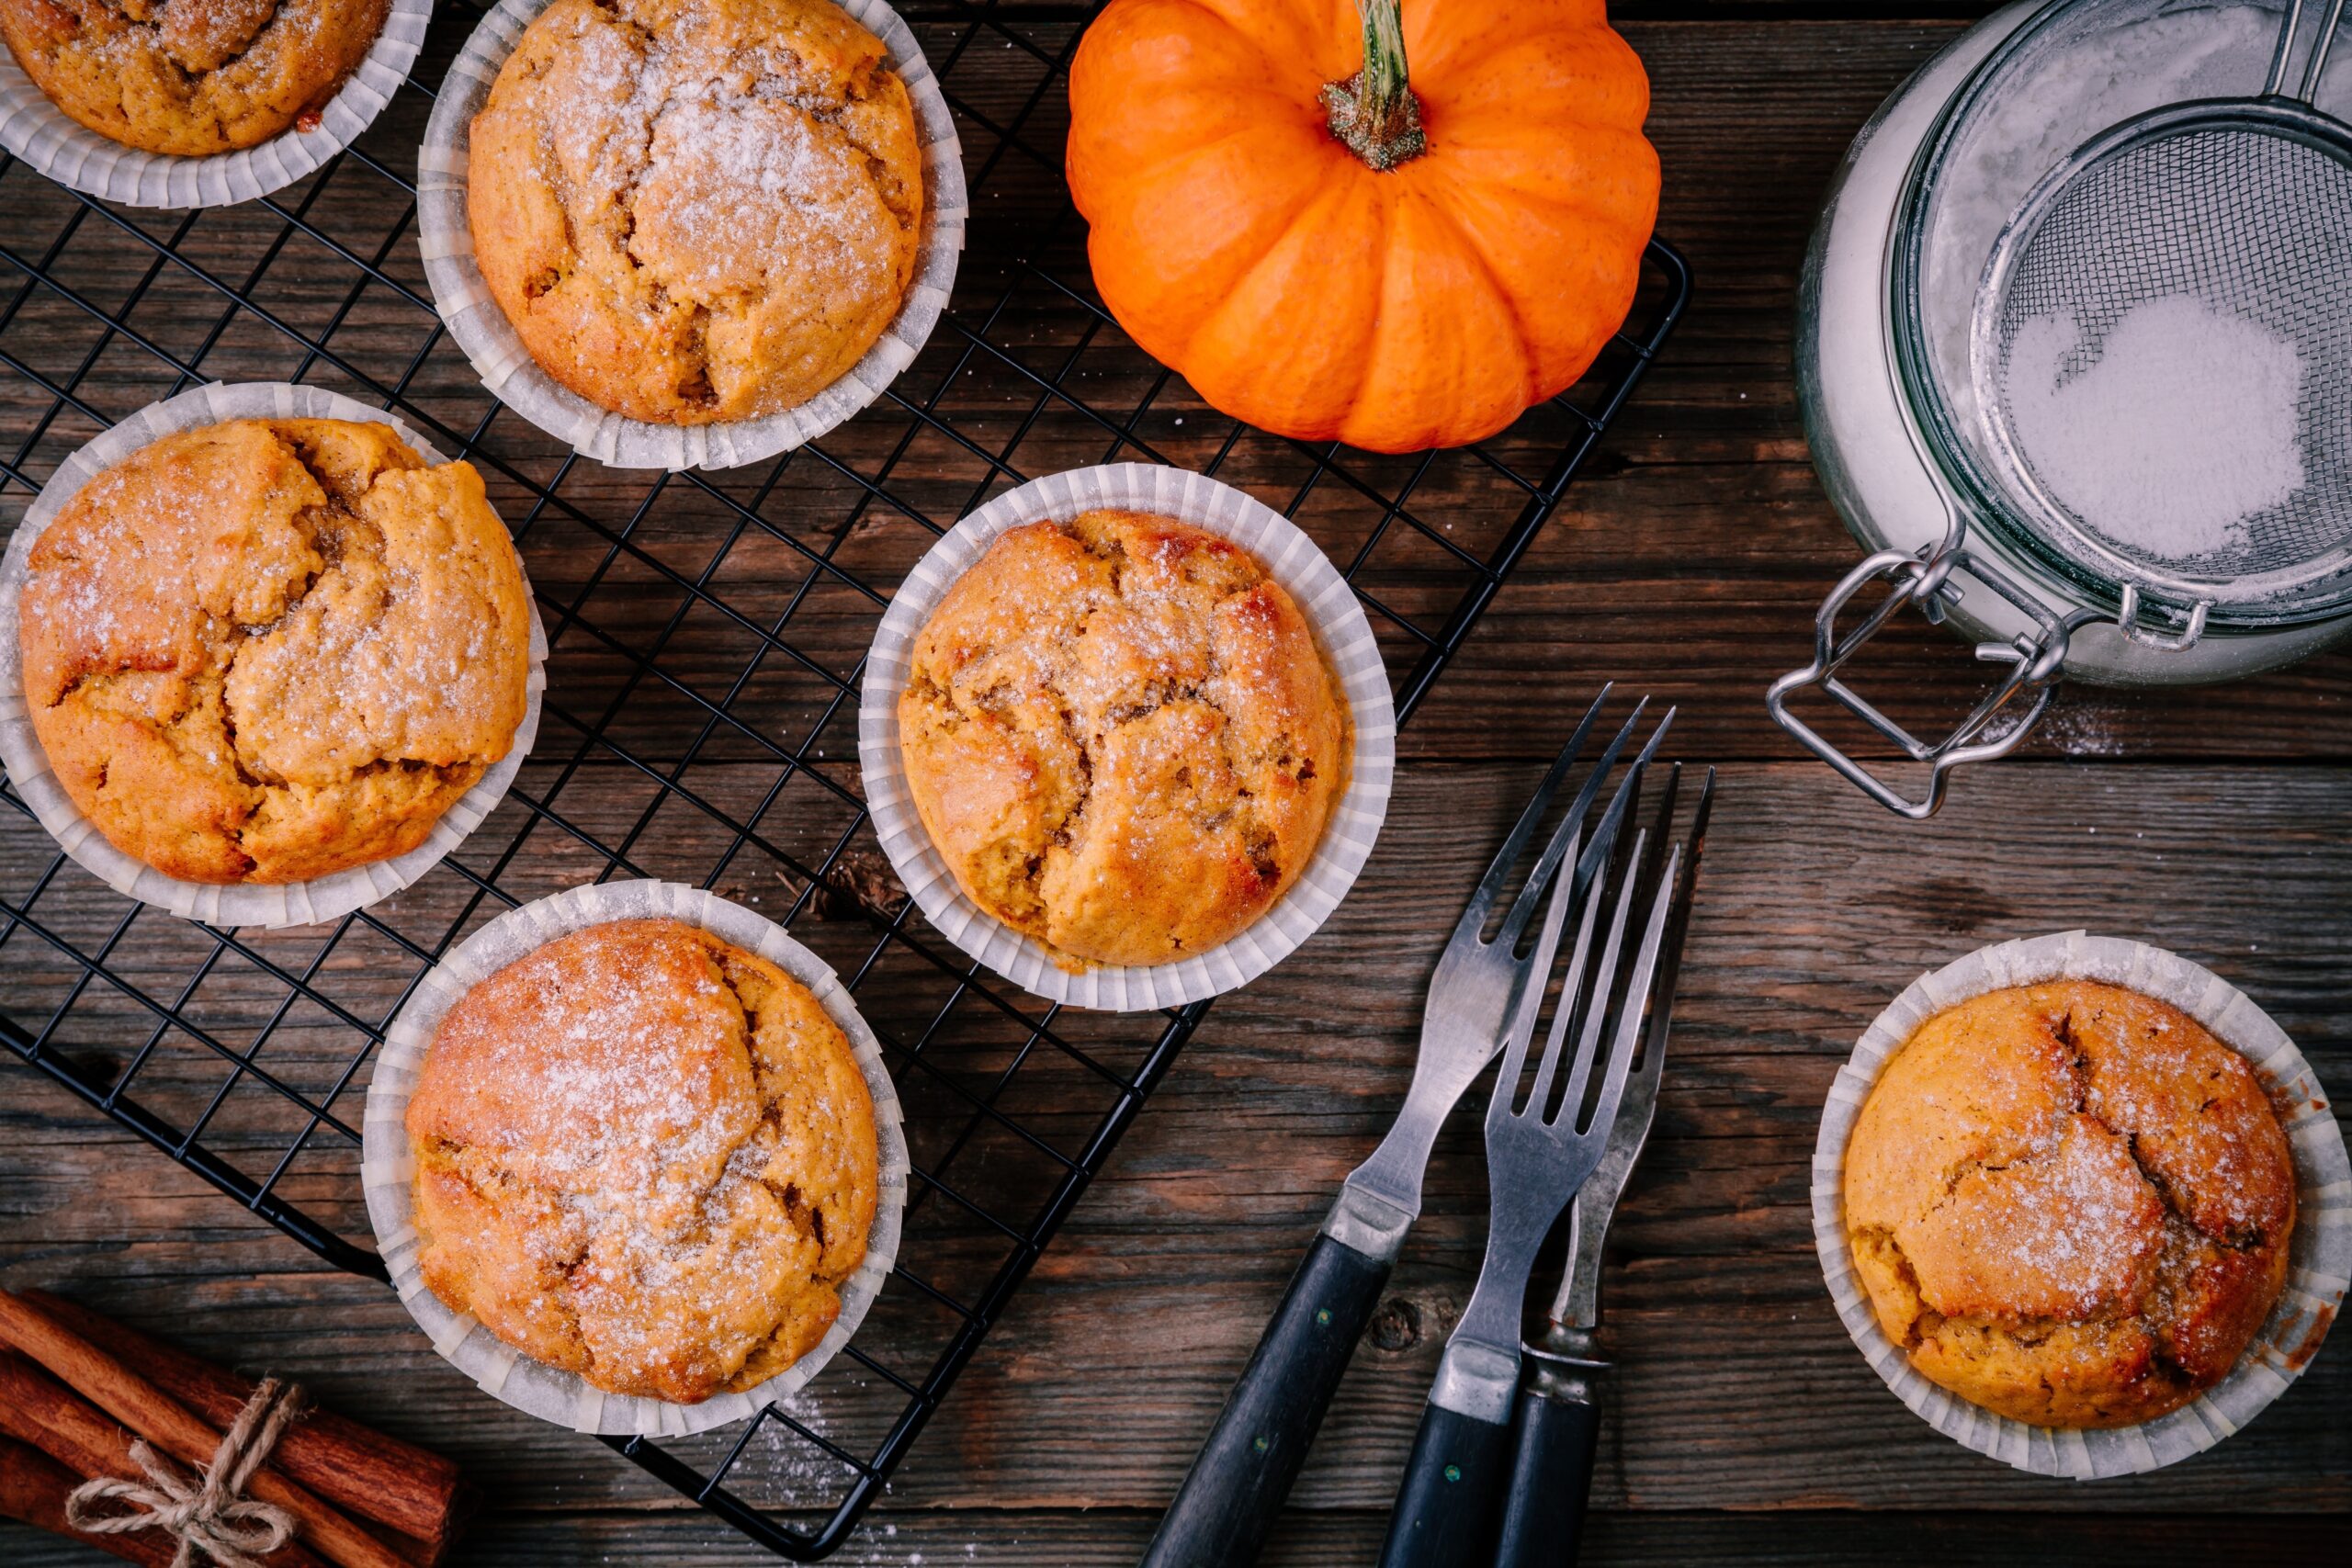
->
405, 917, 880, 1404
1845, 980, 2296, 1428
0, 0, 390, 157
17, 417, 530, 885
897, 509, 1349, 970
467, 0, 924, 425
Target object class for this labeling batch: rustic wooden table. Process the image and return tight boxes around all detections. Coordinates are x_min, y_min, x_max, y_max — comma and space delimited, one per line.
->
3, 3, 2346, 1563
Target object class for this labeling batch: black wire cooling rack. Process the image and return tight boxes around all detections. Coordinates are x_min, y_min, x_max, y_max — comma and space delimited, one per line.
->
0, 2, 1688, 1558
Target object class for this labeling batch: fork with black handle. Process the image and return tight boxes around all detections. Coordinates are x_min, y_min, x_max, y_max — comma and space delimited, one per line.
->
1495, 765, 1712, 1568
1141, 690, 1668, 1568
1375, 777, 1686, 1568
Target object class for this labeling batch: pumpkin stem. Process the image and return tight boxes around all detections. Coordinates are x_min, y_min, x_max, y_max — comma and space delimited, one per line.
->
1321, 0, 1426, 171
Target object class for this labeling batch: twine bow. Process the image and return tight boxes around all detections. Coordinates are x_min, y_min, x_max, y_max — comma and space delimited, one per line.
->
64, 1377, 305, 1568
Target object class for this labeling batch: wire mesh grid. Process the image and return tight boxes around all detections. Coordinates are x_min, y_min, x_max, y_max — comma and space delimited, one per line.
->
1984, 119, 2352, 601
0, 2, 1687, 1557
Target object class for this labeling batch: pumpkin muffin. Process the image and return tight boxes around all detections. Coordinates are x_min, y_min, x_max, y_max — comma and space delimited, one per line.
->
897, 509, 1349, 970
16, 417, 531, 886
467, 0, 925, 425
406, 917, 880, 1404
0, 0, 391, 157
1845, 980, 2296, 1428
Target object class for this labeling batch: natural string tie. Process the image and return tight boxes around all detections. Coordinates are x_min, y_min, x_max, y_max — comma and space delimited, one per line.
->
63, 1375, 306, 1568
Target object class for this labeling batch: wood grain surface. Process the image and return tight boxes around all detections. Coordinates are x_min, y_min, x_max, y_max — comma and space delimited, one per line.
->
3, 2, 2346, 1564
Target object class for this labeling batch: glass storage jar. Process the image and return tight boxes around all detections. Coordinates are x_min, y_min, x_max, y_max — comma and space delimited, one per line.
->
1781, 0, 2352, 815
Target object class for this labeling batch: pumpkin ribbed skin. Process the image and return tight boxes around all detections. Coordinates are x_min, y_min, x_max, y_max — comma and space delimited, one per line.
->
1067, 0, 1658, 454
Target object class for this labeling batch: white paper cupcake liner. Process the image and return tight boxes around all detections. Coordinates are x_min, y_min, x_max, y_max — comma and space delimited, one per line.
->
858, 463, 1399, 1012
1814, 931, 2349, 1478
0, 380, 548, 929
415, 0, 967, 470
0, 0, 430, 209
359, 878, 910, 1437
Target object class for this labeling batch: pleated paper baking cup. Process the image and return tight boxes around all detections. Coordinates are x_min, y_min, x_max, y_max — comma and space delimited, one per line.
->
858, 462, 1398, 1012
1814, 931, 2349, 1478
360, 878, 910, 1437
0, 0, 430, 209
415, 0, 967, 469
0, 380, 547, 929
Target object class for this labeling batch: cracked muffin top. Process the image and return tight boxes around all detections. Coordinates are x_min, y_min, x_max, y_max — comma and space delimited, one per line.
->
467, 0, 924, 426
17, 417, 531, 886
897, 509, 1349, 971
0, 0, 390, 157
406, 917, 880, 1404
1845, 979, 2296, 1428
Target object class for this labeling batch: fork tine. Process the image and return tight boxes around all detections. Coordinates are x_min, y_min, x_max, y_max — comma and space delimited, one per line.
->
1634, 762, 1683, 910
1451, 684, 1611, 946
1555, 828, 1649, 1122
1581, 842, 1685, 1140
1635, 764, 1714, 1089
1491, 825, 1584, 1112
1505, 754, 1641, 1122
1567, 707, 1676, 907
1495, 696, 1650, 948
1521, 844, 1611, 1120
1522, 744, 1643, 1097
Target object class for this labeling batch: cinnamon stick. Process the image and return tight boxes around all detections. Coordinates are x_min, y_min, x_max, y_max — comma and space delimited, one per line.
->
0, 1291, 404, 1568
25, 1291, 465, 1560
0, 1351, 331, 1568
0, 1350, 128, 1483
0, 1432, 175, 1568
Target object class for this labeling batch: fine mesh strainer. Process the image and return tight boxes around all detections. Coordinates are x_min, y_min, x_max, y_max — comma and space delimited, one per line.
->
1972, 14, 2352, 620
1769, 0, 2352, 818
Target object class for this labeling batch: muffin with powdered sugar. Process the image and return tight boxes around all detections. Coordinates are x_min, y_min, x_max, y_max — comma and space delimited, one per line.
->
405, 916, 881, 1404
1844, 979, 2297, 1427
896, 508, 1351, 972
465, 0, 924, 425
0, 0, 391, 155
16, 416, 530, 885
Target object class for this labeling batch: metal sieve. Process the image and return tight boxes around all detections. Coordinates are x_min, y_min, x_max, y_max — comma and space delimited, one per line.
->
1971, 0, 2352, 629
1770, 0, 2352, 816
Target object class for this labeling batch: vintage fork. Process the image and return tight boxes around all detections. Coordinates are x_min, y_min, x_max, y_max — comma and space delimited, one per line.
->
1376, 773, 1686, 1568
1494, 765, 1713, 1568
1142, 690, 1672, 1568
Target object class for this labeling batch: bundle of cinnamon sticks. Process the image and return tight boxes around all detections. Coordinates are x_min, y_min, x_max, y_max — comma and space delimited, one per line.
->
0, 1287, 466, 1567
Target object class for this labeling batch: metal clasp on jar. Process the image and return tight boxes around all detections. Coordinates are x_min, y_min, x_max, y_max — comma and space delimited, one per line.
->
1765, 539, 2084, 818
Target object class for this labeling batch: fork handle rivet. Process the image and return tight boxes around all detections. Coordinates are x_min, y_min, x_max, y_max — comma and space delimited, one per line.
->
1316, 1308, 1332, 1325
1442, 1463, 1462, 1483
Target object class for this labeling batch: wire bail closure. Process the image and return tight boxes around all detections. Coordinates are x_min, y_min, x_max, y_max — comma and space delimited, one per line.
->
1766, 524, 2076, 818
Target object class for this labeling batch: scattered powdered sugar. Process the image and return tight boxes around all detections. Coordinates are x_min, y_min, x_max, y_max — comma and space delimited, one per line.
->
71, 0, 338, 106
2003, 294, 2305, 561
1949, 1114, 2162, 1315
523, 0, 910, 316
2036, 695, 2127, 758
475, 942, 749, 1194
721, 1383, 858, 1507
631, 90, 894, 297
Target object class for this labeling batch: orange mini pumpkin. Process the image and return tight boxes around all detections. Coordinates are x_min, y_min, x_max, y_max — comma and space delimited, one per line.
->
1067, 0, 1659, 454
